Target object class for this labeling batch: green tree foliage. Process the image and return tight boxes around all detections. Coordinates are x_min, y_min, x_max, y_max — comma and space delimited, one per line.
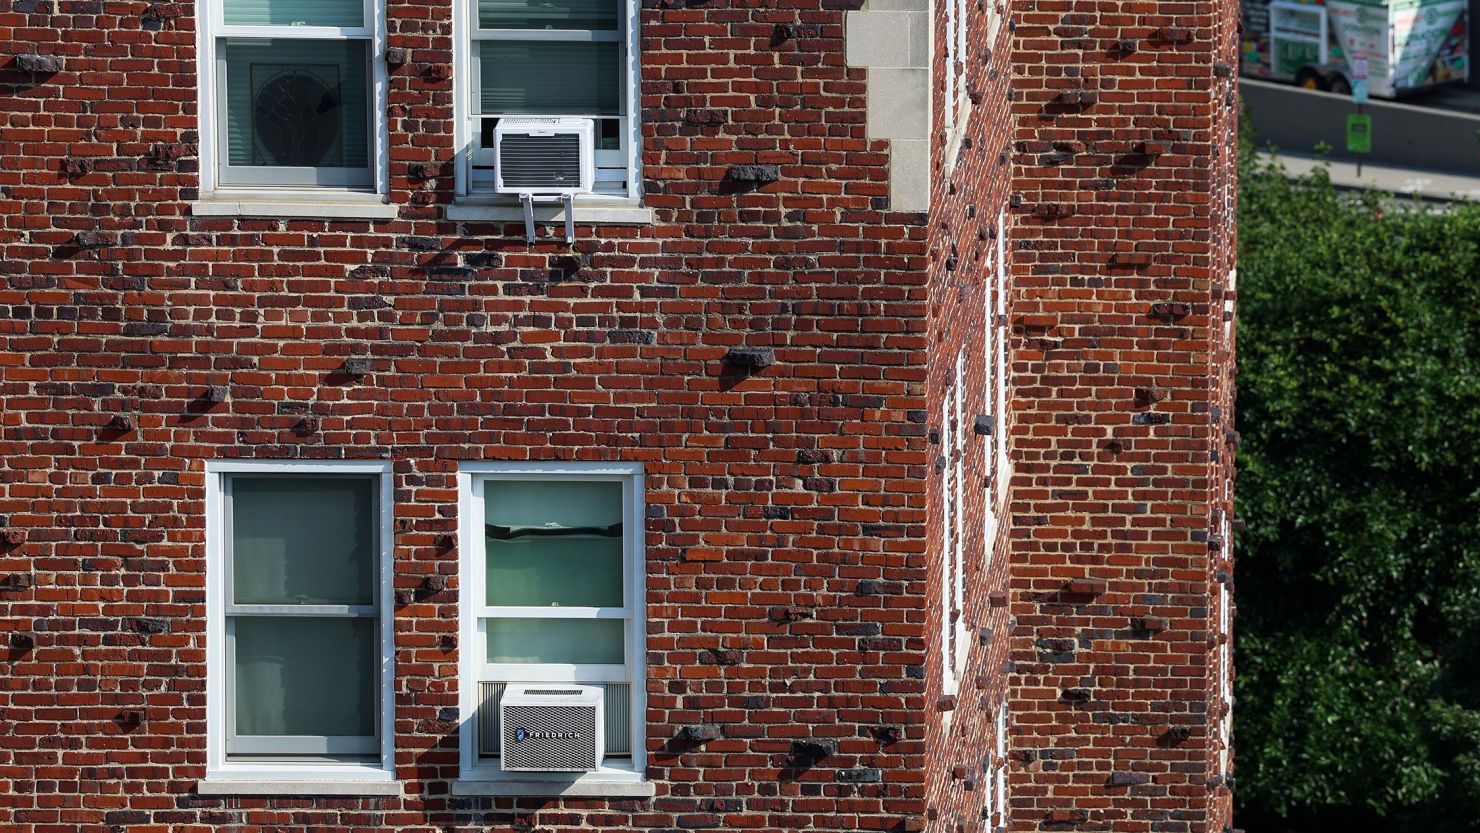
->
1236, 138, 1480, 830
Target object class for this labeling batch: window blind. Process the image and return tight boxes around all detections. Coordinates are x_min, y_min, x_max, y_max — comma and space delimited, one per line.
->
478, 40, 619, 115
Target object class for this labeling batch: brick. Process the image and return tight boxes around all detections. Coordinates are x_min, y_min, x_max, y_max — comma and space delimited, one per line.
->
14, 53, 63, 73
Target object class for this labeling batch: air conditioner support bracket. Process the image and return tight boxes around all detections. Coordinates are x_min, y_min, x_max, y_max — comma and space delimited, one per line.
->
520, 192, 536, 244
517, 193, 577, 245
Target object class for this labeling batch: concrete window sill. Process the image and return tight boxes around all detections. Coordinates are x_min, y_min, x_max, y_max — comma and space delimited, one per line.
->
451, 776, 655, 798
190, 196, 398, 220
446, 201, 654, 226
197, 779, 403, 796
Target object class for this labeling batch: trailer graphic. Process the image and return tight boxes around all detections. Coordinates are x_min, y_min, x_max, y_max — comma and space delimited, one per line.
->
1240, 0, 1468, 97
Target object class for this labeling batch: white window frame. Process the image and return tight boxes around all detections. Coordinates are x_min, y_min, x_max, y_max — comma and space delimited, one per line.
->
451, 0, 642, 203
1224, 268, 1237, 342
994, 703, 1008, 828
995, 210, 1012, 496
195, 0, 390, 200
982, 244, 998, 561
1218, 480, 1233, 775
456, 461, 648, 786
941, 0, 971, 169
952, 349, 969, 674
940, 390, 959, 697
203, 459, 396, 784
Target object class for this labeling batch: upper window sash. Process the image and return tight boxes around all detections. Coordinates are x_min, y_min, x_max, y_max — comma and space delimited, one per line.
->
210, 0, 376, 37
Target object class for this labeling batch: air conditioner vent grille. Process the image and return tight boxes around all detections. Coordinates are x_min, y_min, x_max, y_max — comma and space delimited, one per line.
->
498, 133, 583, 190
501, 701, 600, 771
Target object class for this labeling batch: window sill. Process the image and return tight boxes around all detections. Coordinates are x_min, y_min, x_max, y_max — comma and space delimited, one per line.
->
191, 194, 398, 220
446, 199, 654, 226
198, 779, 401, 797
452, 775, 655, 798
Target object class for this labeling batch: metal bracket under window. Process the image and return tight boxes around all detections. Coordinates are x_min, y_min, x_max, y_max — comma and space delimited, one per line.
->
518, 192, 577, 245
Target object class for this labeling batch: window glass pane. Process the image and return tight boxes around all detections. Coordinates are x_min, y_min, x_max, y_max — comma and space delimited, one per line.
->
232, 476, 374, 605
483, 479, 624, 607
223, 0, 363, 27
234, 616, 375, 738
478, 41, 619, 116
486, 537, 623, 607
484, 617, 624, 664
223, 38, 371, 169
485, 479, 622, 532
478, 0, 617, 30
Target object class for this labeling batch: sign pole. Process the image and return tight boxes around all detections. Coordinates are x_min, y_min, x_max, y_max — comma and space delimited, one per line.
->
1351, 57, 1369, 177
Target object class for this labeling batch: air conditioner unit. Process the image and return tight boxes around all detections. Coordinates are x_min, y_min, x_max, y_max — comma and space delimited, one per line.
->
494, 118, 595, 196
499, 683, 604, 772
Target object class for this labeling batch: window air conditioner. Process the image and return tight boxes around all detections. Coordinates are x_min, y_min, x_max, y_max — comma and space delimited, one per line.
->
499, 683, 604, 772
493, 118, 595, 196
493, 118, 594, 245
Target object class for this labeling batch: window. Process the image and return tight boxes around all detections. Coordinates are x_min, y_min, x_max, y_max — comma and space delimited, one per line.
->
1218, 486, 1233, 775
982, 212, 1011, 553
981, 247, 998, 554
457, 463, 646, 784
942, 0, 969, 160
940, 383, 958, 695
995, 211, 1012, 493
1224, 268, 1237, 342
455, 0, 640, 199
205, 461, 394, 782
993, 704, 1008, 828
940, 354, 969, 695
952, 350, 968, 672
197, 0, 387, 195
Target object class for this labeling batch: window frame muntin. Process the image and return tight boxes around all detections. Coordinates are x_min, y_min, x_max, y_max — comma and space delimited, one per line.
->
204, 459, 396, 783
456, 462, 647, 783
196, 0, 390, 196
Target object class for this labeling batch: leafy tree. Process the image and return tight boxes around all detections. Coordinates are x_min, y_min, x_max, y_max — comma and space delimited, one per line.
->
1235, 136, 1480, 831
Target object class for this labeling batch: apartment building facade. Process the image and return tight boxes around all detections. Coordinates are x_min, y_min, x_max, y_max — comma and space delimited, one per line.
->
0, 0, 1238, 826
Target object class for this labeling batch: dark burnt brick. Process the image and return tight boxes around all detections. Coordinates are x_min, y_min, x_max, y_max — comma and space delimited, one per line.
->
724, 164, 780, 183
15, 54, 63, 73
128, 618, 168, 634
723, 347, 775, 368
681, 724, 723, 741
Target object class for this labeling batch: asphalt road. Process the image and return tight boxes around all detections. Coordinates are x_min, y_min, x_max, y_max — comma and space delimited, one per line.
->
1403, 84, 1480, 115
1241, 78, 1480, 176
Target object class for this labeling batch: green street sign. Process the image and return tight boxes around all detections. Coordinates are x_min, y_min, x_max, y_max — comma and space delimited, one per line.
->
1346, 113, 1373, 154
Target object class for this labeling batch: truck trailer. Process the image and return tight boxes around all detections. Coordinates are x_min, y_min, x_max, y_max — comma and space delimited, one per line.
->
1240, 0, 1468, 97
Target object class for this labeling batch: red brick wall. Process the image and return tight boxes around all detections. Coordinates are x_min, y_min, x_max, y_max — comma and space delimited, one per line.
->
1003, 0, 1239, 829
0, 0, 1236, 826
0, 0, 935, 830
920, 0, 1019, 829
